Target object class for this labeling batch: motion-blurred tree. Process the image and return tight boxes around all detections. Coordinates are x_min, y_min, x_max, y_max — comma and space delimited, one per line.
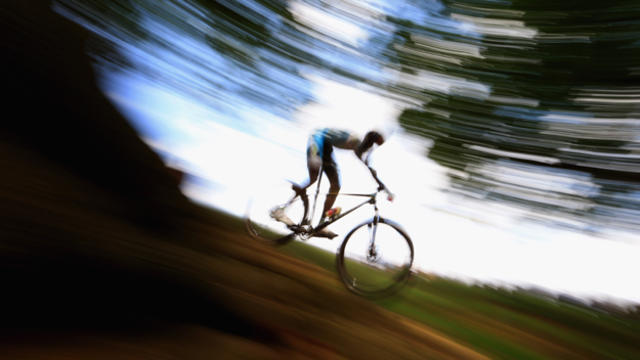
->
387, 0, 640, 233
56, 0, 316, 117
56, 0, 640, 233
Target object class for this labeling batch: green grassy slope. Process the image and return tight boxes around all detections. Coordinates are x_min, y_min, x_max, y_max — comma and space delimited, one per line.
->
277, 234, 640, 359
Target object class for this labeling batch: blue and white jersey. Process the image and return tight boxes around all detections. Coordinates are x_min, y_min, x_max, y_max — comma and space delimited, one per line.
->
308, 128, 354, 160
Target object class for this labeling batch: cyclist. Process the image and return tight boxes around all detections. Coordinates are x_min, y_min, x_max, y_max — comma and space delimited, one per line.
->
273, 128, 385, 238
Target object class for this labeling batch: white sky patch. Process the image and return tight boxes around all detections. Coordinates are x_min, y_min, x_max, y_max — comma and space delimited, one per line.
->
540, 113, 640, 125
293, 73, 407, 136
426, 219, 640, 304
451, 13, 538, 39
465, 144, 560, 165
487, 95, 540, 107
289, 0, 370, 46
411, 33, 485, 59
574, 97, 640, 104
540, 113, 640, 143
384, 67, 491, 100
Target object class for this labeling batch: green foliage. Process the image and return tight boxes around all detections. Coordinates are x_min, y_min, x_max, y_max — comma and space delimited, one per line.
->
387, 1, 640, 233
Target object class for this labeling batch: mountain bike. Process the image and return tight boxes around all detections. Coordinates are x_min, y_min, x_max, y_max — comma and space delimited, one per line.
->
245, 165, 414, 298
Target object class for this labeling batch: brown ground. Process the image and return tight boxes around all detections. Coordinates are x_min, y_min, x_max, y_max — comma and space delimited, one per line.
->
1, 140, 490, 359
0, 2, 489, 359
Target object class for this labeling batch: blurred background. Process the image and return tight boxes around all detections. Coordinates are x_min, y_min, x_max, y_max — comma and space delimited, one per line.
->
51, 0, 640, 303
2, 0, 640, 358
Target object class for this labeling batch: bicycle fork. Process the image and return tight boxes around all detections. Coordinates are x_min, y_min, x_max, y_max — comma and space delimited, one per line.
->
366, 207, 381, 262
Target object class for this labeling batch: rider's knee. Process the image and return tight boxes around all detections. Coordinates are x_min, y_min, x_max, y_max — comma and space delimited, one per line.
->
308, 155, 322, 171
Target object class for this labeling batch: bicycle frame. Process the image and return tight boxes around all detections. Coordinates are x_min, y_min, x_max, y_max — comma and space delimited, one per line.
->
312, 191, 379, 233
292, 164, 388, 237
305, 167, 383, 236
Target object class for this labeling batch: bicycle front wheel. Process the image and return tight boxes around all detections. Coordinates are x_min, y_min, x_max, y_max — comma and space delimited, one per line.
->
337, 218, 414, 298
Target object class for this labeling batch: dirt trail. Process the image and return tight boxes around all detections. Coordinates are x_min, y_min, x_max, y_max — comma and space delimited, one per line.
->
0, 140, 491, 359
0, 2, 491, 358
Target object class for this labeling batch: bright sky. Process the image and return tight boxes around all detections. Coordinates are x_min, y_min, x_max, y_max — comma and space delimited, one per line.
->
105, 70, 640, 306
97, 0, 640, 306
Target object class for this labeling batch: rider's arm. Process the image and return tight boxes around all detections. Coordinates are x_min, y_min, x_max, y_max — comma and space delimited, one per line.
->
354, 131, 383, 163
354, 142, 370, 164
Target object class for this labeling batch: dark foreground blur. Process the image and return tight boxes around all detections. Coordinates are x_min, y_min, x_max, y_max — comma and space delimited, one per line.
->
0, 2, 489, 359
2, 2, 640, 360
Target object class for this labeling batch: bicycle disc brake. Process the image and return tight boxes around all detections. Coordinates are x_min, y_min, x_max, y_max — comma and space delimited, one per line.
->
367, 244, 380, 263
366, 223, 380, 262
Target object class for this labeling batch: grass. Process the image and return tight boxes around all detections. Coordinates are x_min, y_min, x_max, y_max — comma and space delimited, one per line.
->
272, 234, 640, 359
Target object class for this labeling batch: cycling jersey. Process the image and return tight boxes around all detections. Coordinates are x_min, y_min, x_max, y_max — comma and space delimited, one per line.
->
307, 128, 354, 161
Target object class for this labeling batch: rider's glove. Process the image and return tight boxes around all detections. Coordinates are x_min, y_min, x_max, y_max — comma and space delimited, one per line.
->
386, 190, 395, 202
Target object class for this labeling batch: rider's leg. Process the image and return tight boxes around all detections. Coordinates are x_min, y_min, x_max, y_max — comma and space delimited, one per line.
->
294, 139, 322, 193
272, 143, 321, 226
312, 161, 339, 239
291, 151, 321, 224
321, 162, 341, 220
296, 158, 320, 192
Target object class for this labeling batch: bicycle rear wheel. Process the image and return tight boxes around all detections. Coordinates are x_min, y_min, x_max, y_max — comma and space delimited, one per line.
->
337, 218, 414, 298
245, 181, 308, 246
